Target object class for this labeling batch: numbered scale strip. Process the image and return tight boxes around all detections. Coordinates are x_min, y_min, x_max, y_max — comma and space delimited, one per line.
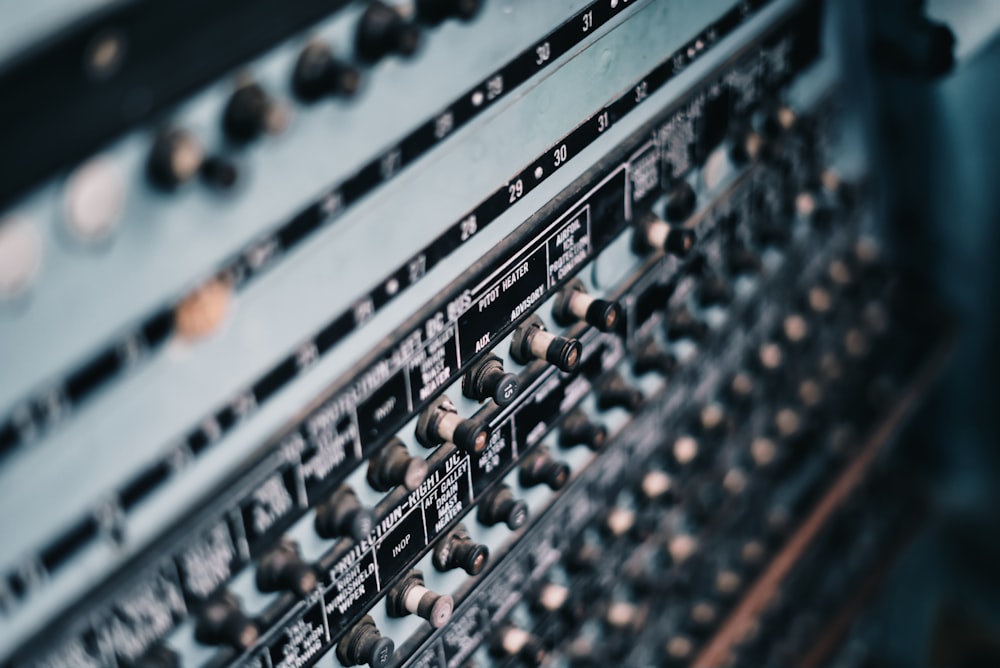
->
0, 0, 655, 460
1, 1, 822, 636
0, 0, 775, 463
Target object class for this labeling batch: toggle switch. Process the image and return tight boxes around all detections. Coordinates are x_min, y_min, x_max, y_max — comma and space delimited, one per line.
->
222, 81, 289, 143
463, 354, 519, 406
665, 307, 709, 342
519, 445, 571, 490
355, 2, 421, 63
416, 395, 489, 454
194, 591, 258, 651
558, 409, 608, 451
315, 485, 375, 541
632, 338, 679, 377
385, 569, 454, 628
256, 538, 317, 597
552, 278, 623, 332
477, 484, 528, 530
292, 40, 361, 101
367, 438, 428, 492
595, 371, 644, 412
147, 127, 204, 188
336, 615, 394, 668
510, 314, 582, 373
634, 211, 696, 256
433, 523, 489, 575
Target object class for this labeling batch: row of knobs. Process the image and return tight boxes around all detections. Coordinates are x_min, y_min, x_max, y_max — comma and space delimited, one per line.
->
146, 1, 483, 190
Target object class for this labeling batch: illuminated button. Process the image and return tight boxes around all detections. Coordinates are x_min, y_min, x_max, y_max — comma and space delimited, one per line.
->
518, 445, 570, 490
386, 569, 454, 628
293, 40, 361, 101
491, 624, 546, 666
0, 217, 42, 300
194, 591, 258, 651
664, 180, 697, 222
174, 277, 232, 340
510, 314, 582, 373
64, 157, 124, 243
367, 438, 428, 491
147, 127, 204, 188
416, 0, 482, 23
314, 485, 375, 541
638, 470, 674, 506
632, 338, 679, 377
336, 615, 394, 668
552, 278, 623, 332
462, 354, 519, 406
223, 81, 289, 143
558, 409, 607, 451
595, 372, 643, 412
256, 538, 317, 597
415, 395, 488, 454
603, 506, 636, 538
477, 484, 528, 530
355, 2, 420, 63
432, 523, 489, 575
634, 211, 695, 256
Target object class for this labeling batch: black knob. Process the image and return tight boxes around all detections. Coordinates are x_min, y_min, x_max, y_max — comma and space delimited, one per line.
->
199, 155, 239, 190
665, 180, 697, 222
726, 244, 763, 275
463, 354, 519, 406
491, 624, 546, 666
336, 615, 394, 668
134, 645, 180, 668
552, 278, 623, 332
355, 2, 421, 63
293, 40, 361, 101
595, 372, 643, 412
665, 307, 709, 342
519, 446, 571, 490
697, 274, 731, 306
416, 0, 483, 23
433, 524, 489, 575
559, 409, 607, 451
222, 81, 288, 143
633, 211, 696, 256
385, 569, 454, 628
477, 484, 528, 530
564, 539, 601, 573
415, 395, 488, 454
194, 591, 258, 651
367, 438, 428, 492
510, 315, 582, 372
632, 338, 679, 377
147, 127, 204, 188
256, 538, 317, 597
315, 485, 375, 541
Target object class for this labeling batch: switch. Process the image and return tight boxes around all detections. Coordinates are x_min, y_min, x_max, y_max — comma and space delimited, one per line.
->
222, 81, 289, 143
194, 591, 258, 651
552, 279, 623, 332
416, 395, 488, 454
664, 180, 697, 222
632, 338, 679, 377
147, 127, 204, 188
256, 538, 317, 597
518, 446, 571, 490
417, 0, 483, 23
315, 485, 375, 541
634, 211, 695, 256
595, 371, 643, 412
477, 484, 528, 530
385, 569, 454, 628
462, 354, 519, 406
292, 40, 361, 101
367, 438, 428, 491
355, 2, 421, 63
433, 524, 489, 575
727, 244, 763, 275
199, 156, 239, 191
510, 314, 583, 373
491, 624, 546, 666
697, 274, 732, 306
336, 615, 394, 668
558, 409, 607, 451
665, 307, 709, 342
174, 278, 232, 340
